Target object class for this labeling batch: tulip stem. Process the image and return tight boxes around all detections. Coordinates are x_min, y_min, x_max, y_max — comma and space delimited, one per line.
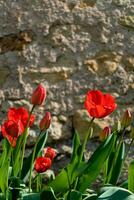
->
28, 130, 42, 193
19, 105, 35, 178
79, 117, 94, 163
36, 174, 41, 192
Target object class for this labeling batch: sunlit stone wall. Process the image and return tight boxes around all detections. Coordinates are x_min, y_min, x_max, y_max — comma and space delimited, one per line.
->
0, 0, 134, 141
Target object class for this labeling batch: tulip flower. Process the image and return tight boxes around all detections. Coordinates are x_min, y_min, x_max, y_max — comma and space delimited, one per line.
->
7, 107, 35, 128
85, 90, 117, 118
121, 110, 132, 128
1, 120, 24, 147
99, 126, 112, 141
44, 147, 57, 160
31, 84, 46, 106
34, 156, 51, 173
39, 112, 51, 131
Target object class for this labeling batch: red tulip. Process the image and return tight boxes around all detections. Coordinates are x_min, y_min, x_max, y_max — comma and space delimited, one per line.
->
44, 147, 56, 160
1, 120, 24, 147
7, 107, 35, 128
34, 156, 51, 173
39, 112, 51, 131
85, 90, 117, 118
99, 126, 111, 141
31, 84, 46, 106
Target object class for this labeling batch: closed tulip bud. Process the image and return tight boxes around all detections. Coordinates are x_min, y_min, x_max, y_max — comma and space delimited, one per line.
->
113, 120, 121, 132
121, 110, 132, 128
99, 126, 111, 141
31, 84, 46, 106
44, 147, 57, 160
39, 112, 51, 131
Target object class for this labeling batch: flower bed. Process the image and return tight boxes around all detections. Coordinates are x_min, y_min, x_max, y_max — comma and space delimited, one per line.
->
0, 84, 134, 200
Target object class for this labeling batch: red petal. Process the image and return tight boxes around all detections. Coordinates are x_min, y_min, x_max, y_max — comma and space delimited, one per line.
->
86, 90, 104, 105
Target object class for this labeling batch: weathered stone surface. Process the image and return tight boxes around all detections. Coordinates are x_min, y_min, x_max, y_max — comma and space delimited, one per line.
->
0, 67, 10, 86
73, 110, 110, 140
0, 0, 134, 142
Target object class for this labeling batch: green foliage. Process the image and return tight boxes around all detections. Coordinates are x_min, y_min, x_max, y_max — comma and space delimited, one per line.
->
66, 190, 82, 200
0, 139, 10, 167
46, 132, 82, 193
0, 139, 11, 196
41, 188, 57, 200
106, 141, 125, 185
20, 193, 40, 200
128, 160, 134, 193
98, 186, 134, 200
76, 134, 115, 192
21, 131, 48, 181
43, 133, 115, 196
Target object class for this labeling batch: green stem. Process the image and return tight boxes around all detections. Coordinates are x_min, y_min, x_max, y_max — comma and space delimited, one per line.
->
73, 117, 94, 190
19, 105, 35, 178
28, 131, 42, 192
36, 174, 40, 192
79, 117, 94, 163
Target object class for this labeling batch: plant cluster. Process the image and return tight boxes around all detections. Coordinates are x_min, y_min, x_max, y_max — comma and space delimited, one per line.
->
0, 85, 134, 200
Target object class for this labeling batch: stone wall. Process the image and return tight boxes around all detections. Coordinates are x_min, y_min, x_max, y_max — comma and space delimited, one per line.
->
0, 0, 134, 142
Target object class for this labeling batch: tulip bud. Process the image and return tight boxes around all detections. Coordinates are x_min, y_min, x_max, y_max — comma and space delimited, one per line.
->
39, 112, 51, 131
99, 126, 111, 141
121, 110, 132, 128
44, 147, 57, 160
113, 120, 121, 132
31, 84, 46, 106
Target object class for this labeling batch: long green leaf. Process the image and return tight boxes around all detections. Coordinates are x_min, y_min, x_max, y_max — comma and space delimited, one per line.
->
0, 160, 10, 196
76, 134, 115, 192
0, 139, 10, 167
97, 187, 134, 200
41, 188, 57, 200
108, 141, 125, 185
128, 160, 134, 193
47, 133, 82, 193
21, 193, 40, 200
0, 194, 4, 200
70, 132, 81, 164
0, 140, 11, 196
67, 190, 82, 200
21, 132, 48, 180
83, 194, 97, 200
13, 128, 29, 176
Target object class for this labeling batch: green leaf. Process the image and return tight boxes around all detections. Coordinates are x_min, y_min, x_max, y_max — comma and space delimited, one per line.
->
128, 160, 134, 193
67, 190, 82, 200
83, 194, 97, 200
70, 132, 81, 164
76, 134, 115, 192
97, 187, 134, 200
0, 142, 11, 196
120, 180, 128, 189
40, 188, 57, 200
21, 193, 40, 200
0, 139, 10, 167
12, 128, 29, 176
21, 131, 48, 181
107, 141, 125, 185
0, 159, 10, 196
0, 194, 4, 200
46, 133, 82, 194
